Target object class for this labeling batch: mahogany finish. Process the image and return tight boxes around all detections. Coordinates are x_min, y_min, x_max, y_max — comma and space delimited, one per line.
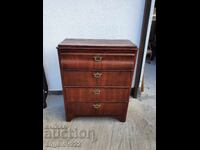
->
57, 39, 138, 122
58, 39, 137, 48
65, 102, 128, 122
64, 87, 130, 102
63, 71, 133, 86
60, 53, 135, 70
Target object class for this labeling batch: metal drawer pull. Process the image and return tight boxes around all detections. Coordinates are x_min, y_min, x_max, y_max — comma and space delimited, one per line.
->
93, 72, 102, 79
93, 104, 101, 109
93, 56, 102, 62
93, 89, 101, 95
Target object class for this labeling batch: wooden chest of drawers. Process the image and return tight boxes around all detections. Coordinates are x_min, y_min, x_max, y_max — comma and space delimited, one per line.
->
57, 39, 138, 122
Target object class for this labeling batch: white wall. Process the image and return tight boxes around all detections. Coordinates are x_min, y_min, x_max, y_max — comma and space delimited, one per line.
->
43, 0, 145, 90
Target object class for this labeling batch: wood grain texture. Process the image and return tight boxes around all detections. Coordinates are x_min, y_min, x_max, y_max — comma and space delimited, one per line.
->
64, 87, 130, 102
66, 102, 128, 122
57, 39, 138, 122
60, 53, 135, 70
58, 38, 137, 48
63, 71, 133, 86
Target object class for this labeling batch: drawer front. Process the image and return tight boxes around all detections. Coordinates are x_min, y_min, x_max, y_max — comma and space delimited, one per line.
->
65, 87, 130, 102
66, 102, 128, 116
63, 71, 133, 86
60, 53, 135, 70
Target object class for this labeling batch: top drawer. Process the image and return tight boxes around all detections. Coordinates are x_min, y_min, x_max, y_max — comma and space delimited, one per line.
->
59, 53, 136, 70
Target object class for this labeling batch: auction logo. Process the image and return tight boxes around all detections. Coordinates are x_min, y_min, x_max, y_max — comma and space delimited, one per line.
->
43, 124, 97, 148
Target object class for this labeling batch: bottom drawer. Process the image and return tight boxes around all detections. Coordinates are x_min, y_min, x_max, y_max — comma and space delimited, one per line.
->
66, 102, 128, 116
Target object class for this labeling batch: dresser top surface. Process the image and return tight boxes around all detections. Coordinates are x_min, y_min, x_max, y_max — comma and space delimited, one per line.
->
58, 39, 137, 48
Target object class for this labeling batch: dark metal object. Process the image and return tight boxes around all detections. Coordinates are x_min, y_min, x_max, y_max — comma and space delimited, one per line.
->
43, 67, 48, 108
132, 0, 153, 98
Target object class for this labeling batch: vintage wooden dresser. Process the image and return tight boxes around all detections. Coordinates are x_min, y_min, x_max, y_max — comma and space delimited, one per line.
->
57, 39, 138, 122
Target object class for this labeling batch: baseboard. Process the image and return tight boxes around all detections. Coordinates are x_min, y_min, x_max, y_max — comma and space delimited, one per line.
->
48, 90, 62, 95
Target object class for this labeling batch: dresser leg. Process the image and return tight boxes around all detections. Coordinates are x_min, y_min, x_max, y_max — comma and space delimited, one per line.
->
117, 116, 126, 122
66, 114, 74, 122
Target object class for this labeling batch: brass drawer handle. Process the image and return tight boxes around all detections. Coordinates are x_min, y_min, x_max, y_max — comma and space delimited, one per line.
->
93, 89, 101, 95
93, 104, 101, 109
93, 56, 102, 62
93, 72, 102, 79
